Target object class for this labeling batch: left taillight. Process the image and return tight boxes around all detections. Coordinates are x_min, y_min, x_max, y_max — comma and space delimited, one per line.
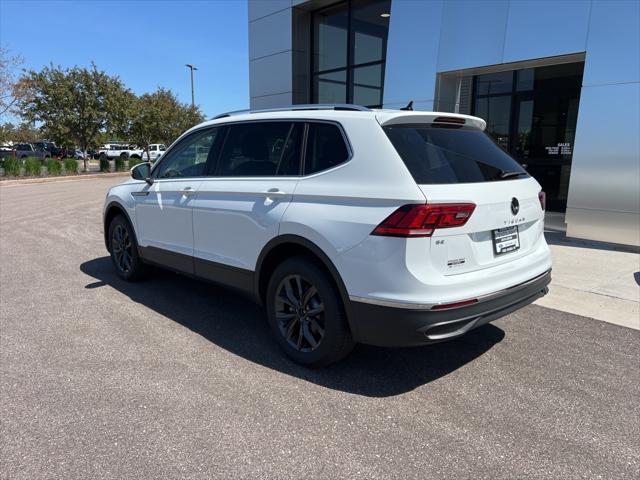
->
371, 203, 476, 237
538, 191, 546, 211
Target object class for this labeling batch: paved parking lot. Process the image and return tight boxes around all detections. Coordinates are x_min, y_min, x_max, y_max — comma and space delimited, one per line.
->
1, 177, 639, 479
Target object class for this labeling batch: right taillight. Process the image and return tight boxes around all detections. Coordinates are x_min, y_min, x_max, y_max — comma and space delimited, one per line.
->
372, 203, 476, 237
538, 191, 546, 211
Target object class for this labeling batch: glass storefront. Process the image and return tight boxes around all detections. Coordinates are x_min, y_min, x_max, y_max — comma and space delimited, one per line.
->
311, 0, 391, 107
472, 62, 584, 212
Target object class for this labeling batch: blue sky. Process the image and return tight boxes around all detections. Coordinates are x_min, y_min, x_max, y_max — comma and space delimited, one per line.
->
0, 0, 249, 120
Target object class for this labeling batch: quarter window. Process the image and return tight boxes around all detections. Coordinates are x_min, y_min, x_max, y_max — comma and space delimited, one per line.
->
154, 128, 218, 179
304, 123, 349, 175
216, 122, 302, 177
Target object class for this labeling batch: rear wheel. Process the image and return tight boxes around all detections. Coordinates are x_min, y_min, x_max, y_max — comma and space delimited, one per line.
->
266, 257, 354, 366
108, 214, 146, 281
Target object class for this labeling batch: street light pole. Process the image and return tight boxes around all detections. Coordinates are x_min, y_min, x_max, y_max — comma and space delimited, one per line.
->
185, 64, 198, 107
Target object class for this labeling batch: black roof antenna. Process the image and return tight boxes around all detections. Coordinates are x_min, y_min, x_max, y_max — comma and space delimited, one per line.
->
400, 100, 413, 112
400, 100, 414, 111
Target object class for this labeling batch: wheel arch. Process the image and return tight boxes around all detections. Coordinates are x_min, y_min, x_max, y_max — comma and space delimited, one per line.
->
103, 201, 136, 251
254, 235, 359, 339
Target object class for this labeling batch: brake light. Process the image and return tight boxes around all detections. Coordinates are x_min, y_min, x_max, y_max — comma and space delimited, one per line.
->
433, 116, 466, 125
538, 191, 546, 211
372, 203, 476, 237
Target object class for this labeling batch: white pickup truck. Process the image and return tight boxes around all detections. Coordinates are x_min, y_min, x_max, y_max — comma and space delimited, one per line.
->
98, 144, 143, 160
141, 144, 166, 163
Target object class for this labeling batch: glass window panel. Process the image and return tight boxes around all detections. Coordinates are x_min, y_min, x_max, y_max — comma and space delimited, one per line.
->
304, 123, 350, 175
314, 70, 347, 104
351, 0, 391, 65
217, 122, 293, 177
475, 71, 513, 96
474, 95, 511, 150
313, 4, 348, 72
155, 128, 217, 178
353, 63, 382, 106
516, 68, 534, 91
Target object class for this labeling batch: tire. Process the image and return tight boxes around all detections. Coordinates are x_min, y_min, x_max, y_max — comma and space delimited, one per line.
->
120, 152, 129, 159
266, 256, 354, 367
108, 214, 146, 281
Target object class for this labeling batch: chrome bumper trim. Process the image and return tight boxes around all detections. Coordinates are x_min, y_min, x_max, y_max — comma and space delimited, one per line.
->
349, 269, 551, 310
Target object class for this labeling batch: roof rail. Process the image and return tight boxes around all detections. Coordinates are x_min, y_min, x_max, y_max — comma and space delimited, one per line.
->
212, 104, 372, 120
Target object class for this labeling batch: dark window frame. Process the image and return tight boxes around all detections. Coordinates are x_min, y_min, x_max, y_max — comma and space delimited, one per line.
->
310, 0, 389, 108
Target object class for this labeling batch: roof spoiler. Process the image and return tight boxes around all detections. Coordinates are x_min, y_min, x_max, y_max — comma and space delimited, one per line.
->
375, 111, 486, 130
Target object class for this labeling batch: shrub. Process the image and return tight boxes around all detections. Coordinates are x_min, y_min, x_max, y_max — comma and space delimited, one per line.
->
100, 157, 110, 172
24, 157, 42, 176
115, 157, 126, 171
46, 158, 62, 176
128, 157, 143, 169
4, 157, 21, 176
63, 158, 78, 174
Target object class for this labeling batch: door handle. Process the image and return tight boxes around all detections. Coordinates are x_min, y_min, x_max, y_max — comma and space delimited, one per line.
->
264, 188, 287, 198
181, 186, 195, 196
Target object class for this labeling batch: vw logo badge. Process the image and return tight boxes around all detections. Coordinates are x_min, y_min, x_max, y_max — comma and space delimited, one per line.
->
511, 197, 520, 215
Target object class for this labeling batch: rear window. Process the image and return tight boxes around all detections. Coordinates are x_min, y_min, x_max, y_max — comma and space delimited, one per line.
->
383, 124, 528, 184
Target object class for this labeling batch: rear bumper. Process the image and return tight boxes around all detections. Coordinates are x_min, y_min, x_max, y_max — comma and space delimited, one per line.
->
348, 270, 551, 347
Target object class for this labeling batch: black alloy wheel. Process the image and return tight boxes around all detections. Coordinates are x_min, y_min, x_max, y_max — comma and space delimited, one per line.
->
108, 214, 145, 281
266, 257, 354, 366
111, 223, 133, 274
275, 274, 326, 352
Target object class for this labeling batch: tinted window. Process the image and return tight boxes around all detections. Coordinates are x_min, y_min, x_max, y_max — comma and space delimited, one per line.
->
304, 123, 349, 175
383, 124, 528, 184
154, 128, 218, 179
216, 122, 301, 177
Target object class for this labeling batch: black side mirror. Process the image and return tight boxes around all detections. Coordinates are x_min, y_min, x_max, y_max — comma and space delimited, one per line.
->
131, 162, 153, 184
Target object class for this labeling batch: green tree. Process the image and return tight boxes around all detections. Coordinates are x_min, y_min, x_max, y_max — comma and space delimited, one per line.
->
16, 64, 134, 171
0, 122, 41, 143
128, 88, 204, 161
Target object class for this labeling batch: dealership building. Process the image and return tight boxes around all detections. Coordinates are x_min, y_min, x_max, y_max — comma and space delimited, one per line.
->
248, 0, 640, 246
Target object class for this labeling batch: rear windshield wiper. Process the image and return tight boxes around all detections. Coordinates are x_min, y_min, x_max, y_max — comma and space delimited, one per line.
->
497, 170, 527, 180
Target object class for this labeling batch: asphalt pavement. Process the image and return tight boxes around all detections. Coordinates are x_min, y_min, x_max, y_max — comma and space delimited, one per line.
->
1, 177, 638, 479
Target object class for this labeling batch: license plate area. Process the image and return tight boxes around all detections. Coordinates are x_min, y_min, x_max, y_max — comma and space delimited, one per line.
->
492, 225, 520, 255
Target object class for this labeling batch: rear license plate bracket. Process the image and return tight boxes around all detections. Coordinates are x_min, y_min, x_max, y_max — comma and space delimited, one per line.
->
492, 225, 520, 255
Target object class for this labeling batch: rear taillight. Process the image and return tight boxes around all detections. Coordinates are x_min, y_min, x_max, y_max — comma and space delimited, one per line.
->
538, 191, 546, 211
372, 203, 476, 237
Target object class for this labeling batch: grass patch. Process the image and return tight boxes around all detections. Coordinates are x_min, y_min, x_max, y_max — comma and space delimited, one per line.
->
63, 158, 78, 174
24, 157, 42, 176
46, 158, 62, 176
3, 157, 21, 176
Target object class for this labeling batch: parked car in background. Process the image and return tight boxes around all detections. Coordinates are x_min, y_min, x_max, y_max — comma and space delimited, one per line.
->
33, 141, 64, 158
98, 143, 143, 160
74, 149, 87, 160
141, 144, 166, 162
11, 143, 50, 159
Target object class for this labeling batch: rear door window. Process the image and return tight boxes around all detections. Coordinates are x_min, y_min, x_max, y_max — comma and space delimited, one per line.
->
215, 122, 302, 177
383, 124, 528, 184
304, 122, 350, 175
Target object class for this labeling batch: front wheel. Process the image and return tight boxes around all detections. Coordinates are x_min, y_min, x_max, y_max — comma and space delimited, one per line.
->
266, 257, 354, 367
108, 214, 146, 281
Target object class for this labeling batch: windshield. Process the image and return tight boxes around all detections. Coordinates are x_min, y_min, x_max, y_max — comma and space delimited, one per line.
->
383, 124, 528, 184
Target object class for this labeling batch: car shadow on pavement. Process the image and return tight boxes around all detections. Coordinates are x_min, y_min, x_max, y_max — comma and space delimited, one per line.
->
80, 257, 505, 397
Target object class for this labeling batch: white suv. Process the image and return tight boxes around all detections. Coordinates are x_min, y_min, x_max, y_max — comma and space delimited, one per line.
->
103, 105, 551, 366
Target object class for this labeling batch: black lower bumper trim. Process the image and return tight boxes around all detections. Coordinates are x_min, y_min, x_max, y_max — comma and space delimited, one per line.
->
348, 270, 551, 347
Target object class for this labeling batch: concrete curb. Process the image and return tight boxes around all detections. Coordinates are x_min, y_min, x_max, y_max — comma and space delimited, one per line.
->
0, 172, 129, 187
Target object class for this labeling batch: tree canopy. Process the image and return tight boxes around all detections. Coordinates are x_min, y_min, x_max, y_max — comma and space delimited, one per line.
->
16, 64, 134, 152
129, 88, 204, 158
